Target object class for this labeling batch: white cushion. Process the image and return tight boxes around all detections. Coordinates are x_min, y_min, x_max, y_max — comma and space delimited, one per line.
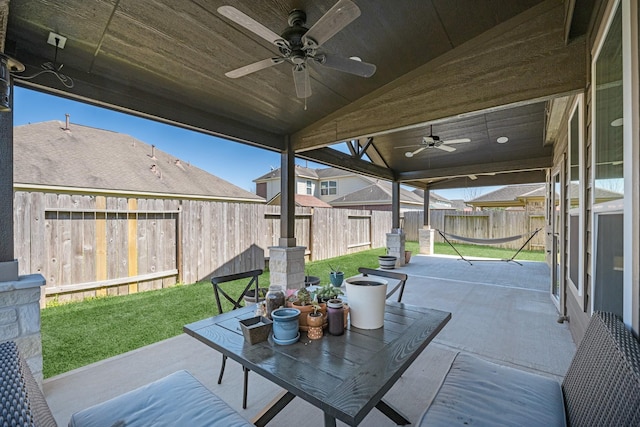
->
69, 370, 252, 427
418, 353, 566, 426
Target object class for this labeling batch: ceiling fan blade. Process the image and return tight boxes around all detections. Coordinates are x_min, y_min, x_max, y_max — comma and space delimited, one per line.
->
442, 138, 471, 144
302, 0, 360, 48
394, 144, 421, 149
225, 57, 283, 78
292, 64, 311, 98
405, 147, 426, 158
315, 54, 376, 77
218, 6, 283, 45
436, 144, 456, 152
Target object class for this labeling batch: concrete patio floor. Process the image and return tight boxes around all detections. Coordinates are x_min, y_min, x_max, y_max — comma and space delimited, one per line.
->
43, 254, 576, 426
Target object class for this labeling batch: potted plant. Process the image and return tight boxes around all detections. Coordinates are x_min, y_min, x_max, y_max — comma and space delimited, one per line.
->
315, 282, 344, 304
306, 303, 324, 340
287, 288, 326, 331
329, 264, 345, 286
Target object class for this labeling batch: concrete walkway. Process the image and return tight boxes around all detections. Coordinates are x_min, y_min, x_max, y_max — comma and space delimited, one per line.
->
44, 254, 576, 426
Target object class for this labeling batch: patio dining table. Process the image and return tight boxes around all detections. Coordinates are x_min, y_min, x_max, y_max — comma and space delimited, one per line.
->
184, 301, 451, 427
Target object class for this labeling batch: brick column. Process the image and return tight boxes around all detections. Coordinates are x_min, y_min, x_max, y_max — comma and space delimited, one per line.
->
386, 231, 406, 268
268, 246, 306, 291
419, 227, 435, 255
0, 274, 46, 385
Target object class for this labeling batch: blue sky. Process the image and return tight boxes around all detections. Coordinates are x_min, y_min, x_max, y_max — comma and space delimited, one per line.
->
13, 86, 486, 199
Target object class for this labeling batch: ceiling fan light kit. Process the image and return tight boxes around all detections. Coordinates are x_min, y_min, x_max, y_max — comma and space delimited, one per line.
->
218, 0, 376, 99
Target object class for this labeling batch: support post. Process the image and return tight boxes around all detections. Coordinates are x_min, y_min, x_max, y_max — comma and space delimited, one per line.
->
387, 182, 405, 267
419, 186, 435, 255
270, 136, 305, 290
391, 181, 400, 231
0, 77, 47, 385
279, 136, 296, 248
0, 73, 17, 282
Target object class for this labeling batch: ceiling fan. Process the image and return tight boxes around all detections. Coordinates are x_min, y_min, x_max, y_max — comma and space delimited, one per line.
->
218, 0, 376, 98
396, 125, 471, 157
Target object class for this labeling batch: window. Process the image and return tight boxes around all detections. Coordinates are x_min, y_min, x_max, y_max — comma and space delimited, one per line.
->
568, 95, 584, 295
306, 180, 312, 195
594, 5, 623, 203
592, 1, 624, 318
320, 180, 337, 196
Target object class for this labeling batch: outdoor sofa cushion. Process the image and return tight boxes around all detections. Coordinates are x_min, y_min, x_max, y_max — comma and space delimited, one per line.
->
68, 369, 252, 427
418, 352, 566, 426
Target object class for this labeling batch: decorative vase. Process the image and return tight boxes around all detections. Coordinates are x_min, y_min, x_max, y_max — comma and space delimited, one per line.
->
378, 255, 397, 269
329, 271, 344, 286
265, 285, 285, 319
327, 299, 344, 336
307, 312, 324, 340
345, 277, 388, 329
271, 308, 300, 344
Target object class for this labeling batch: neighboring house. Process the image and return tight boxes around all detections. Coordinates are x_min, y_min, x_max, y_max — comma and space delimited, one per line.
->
468, 183, 622, 213
255, 166, 368, 203
254, 166, 452, 212
267, 193, 332, 208
412, 189, 458, 210
14, 120, 265, 203
467, 184, 546, 212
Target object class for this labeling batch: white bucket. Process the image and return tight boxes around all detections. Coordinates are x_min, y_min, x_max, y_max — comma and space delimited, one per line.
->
345, 276, 388, 329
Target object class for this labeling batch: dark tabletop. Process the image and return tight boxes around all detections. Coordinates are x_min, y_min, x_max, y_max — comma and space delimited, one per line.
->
184, 302, 451, 426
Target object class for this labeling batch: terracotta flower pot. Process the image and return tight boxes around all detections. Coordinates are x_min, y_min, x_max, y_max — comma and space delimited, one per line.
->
307, 312, 324, 328
287, 302, 327, 331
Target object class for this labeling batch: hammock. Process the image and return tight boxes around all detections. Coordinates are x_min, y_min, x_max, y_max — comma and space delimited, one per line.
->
436, 228, 542, 266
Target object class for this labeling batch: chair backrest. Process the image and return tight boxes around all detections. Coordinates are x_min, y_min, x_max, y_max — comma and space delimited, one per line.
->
562, 311, 640, 426
358, 267, 408, 302
211, 269, 263, 314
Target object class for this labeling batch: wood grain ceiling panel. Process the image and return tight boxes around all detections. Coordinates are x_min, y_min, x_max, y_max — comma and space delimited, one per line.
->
4, 0, 587, 188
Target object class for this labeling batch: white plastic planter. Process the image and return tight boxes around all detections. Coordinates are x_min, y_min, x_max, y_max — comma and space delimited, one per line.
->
345, 276, 388, 329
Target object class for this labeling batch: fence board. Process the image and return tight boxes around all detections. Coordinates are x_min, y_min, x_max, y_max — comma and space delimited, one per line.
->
15, 192, 396, 300
403, 209, 545, 250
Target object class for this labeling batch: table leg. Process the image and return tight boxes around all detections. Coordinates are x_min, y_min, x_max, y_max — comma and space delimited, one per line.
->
323, 412, 337, 427
375, 399, 411, 425
252, 391, 296, 427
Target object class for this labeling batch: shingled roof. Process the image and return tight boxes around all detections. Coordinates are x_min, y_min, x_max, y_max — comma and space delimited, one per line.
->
330, 181, 424, 207
254, 165, 363, 182
14, 120, 264, 202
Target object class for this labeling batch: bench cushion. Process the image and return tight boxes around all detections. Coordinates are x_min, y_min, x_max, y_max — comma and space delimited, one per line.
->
418, 353, 566, 426
68, 370, 252, 427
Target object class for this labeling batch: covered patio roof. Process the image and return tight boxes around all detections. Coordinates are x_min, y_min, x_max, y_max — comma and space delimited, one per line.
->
1, 0, 592, 190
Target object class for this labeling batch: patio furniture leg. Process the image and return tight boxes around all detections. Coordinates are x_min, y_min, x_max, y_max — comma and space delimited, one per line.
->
218, 355, 226, 384
252, 391, 296, 427
323, 412, 337, 427
376, 399, 410, 425
242, 366, 249, 409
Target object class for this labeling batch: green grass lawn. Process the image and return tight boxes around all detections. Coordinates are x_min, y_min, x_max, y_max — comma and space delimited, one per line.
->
41, 242, 544, 378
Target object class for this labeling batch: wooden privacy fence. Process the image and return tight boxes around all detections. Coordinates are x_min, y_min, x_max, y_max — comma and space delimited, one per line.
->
403, 210, 546, 251
13, 191, 392, 302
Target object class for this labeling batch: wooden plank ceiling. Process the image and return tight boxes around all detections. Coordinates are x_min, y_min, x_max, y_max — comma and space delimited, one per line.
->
2, 0, 592, 189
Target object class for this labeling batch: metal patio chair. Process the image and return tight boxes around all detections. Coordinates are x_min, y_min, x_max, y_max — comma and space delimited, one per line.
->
358, 267, 408, 302
211, 269, 263, 409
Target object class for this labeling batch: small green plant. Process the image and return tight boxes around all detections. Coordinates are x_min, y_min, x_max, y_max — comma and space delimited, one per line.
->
289, 288, 314, 306
328, 264, 343, 274
315, 282, 344, 301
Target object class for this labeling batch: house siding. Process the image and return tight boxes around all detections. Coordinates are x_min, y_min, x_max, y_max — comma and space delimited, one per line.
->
550, 0, 639, 340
